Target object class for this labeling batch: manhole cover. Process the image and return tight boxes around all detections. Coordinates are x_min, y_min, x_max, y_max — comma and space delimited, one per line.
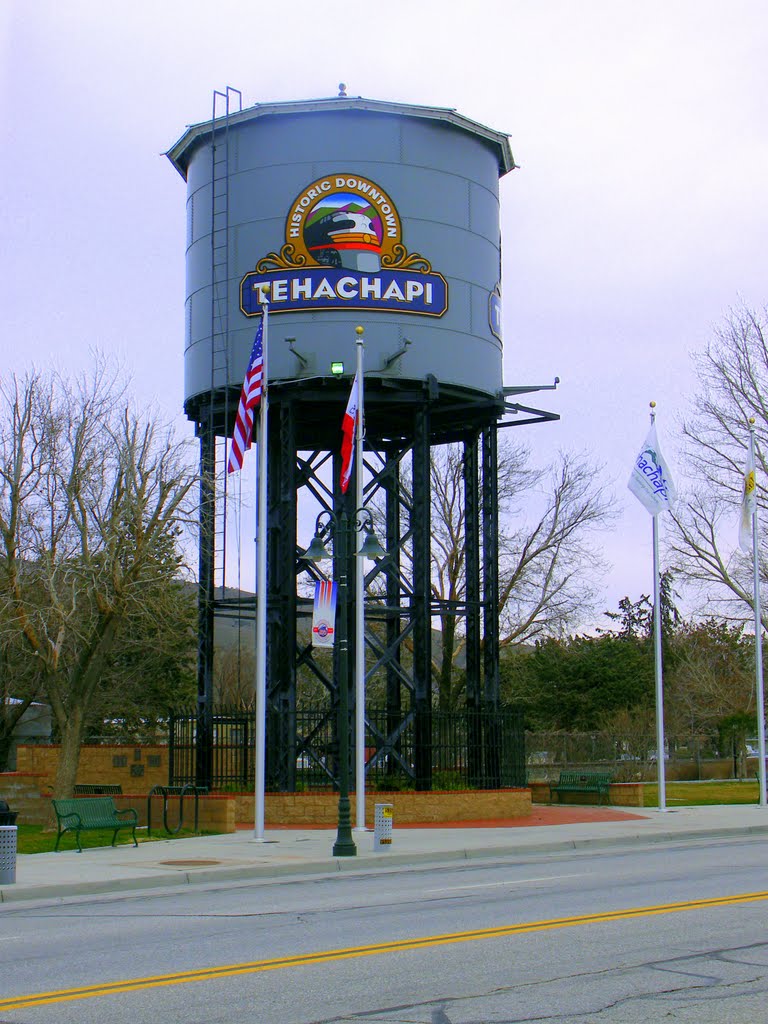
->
160, 859, 222, 867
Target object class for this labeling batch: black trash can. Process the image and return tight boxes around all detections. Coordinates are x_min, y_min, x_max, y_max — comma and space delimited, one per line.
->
0, 800, 18, 826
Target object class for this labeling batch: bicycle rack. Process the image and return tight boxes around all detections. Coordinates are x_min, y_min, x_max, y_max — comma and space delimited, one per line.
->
147, 784, 208, 837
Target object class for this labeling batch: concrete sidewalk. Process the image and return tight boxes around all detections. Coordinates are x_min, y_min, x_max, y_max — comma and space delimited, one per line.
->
3, 804, 768, 905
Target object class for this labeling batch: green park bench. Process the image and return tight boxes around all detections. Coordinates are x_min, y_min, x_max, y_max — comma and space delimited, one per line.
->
52, 796, 138, 852
549, 770, 613, 805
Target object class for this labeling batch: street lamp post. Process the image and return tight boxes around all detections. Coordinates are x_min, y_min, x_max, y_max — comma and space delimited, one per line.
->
303, 506, 385, 857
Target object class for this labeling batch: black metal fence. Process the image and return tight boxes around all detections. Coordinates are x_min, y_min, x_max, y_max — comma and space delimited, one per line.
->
169, 704, 525, 792
524, 730, 730, 781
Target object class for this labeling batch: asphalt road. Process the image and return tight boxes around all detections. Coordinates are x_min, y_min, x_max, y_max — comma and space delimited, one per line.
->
2, 834, 768, 1022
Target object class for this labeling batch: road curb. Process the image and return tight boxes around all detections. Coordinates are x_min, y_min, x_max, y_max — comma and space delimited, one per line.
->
2, 823, 767, 905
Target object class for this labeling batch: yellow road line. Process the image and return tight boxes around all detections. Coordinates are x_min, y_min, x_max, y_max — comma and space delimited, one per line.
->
3, 889, 767, 1011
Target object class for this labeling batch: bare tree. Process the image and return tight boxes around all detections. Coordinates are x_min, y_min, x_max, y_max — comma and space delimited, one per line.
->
215, 647, 256, 707
428, 438, 615, 708
0, 360, 198, 796
666, 620, 754, 736
497, 450, 615, 646
0, 635, 44, 771
428, 443, 533, 708
669, 304, 768, 623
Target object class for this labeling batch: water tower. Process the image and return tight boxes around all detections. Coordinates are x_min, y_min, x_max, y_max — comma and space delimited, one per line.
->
166, 89, 557, 791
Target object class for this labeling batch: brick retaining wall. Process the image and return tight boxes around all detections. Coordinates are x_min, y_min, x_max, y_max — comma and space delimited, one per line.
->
235, 788, 531, 827
114, 794, 235, 833
16, 744, 168, 793
0, 773, 51, 825
0, 773, 236, 832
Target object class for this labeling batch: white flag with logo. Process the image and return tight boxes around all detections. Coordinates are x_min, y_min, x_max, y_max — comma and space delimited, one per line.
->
739, 447, 756, 553
628, 422, 677, 515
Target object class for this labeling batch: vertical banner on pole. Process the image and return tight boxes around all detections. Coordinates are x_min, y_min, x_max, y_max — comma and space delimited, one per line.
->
312, 580, 338, 648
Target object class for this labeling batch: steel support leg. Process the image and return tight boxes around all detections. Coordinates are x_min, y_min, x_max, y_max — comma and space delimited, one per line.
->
464, 433, 483, 784
195, 411, 215, 791
482, 426, 501, 786
412, 406, 432, 790
267, 398, 298, 790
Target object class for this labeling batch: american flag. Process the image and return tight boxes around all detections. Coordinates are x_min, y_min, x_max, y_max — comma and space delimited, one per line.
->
227, 320, 264, 474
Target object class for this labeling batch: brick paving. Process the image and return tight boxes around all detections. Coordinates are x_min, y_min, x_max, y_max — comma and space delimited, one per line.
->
256, 805, 649, 830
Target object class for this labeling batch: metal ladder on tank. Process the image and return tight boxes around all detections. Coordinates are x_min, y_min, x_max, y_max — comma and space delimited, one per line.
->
209, 86, 242, 598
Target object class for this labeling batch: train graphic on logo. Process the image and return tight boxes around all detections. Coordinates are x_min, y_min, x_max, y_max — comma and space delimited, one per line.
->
240, 174, 448, 317
303, 203, 385, 272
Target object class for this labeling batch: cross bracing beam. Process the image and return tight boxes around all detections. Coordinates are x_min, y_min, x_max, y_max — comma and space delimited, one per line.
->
192, 374, 562, 791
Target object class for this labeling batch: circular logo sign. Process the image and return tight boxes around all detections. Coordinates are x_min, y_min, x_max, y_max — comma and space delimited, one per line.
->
241, 172, 448, 317
286, 175, 403, 271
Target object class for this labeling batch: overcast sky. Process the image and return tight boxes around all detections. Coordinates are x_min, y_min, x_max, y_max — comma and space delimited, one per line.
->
2, 1, 766, 626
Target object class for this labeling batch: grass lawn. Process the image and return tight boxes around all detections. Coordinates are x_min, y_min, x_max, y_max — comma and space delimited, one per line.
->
15, 825, 214, 855
643, 779, 761, 806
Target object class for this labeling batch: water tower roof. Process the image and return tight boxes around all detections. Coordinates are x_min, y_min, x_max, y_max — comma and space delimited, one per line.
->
166, 94, 515, 179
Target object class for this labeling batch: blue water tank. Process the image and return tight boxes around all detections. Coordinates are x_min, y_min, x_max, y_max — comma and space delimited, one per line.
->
166, 95, 515, 416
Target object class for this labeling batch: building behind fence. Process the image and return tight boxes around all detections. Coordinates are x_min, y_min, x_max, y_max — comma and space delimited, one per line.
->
169, 705, 526, 792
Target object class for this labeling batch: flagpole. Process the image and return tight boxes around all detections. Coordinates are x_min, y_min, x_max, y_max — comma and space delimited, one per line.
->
652, 510, 667, 812
354, 326, 367, 831
253, 304, 269, 841
647, 403, 668, 812
748, 420, 767, 808
628, 401, 675, 811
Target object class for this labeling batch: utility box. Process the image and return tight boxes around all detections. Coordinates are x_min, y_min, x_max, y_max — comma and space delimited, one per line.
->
373, 802, 393, 851
0, 826, 17, 885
